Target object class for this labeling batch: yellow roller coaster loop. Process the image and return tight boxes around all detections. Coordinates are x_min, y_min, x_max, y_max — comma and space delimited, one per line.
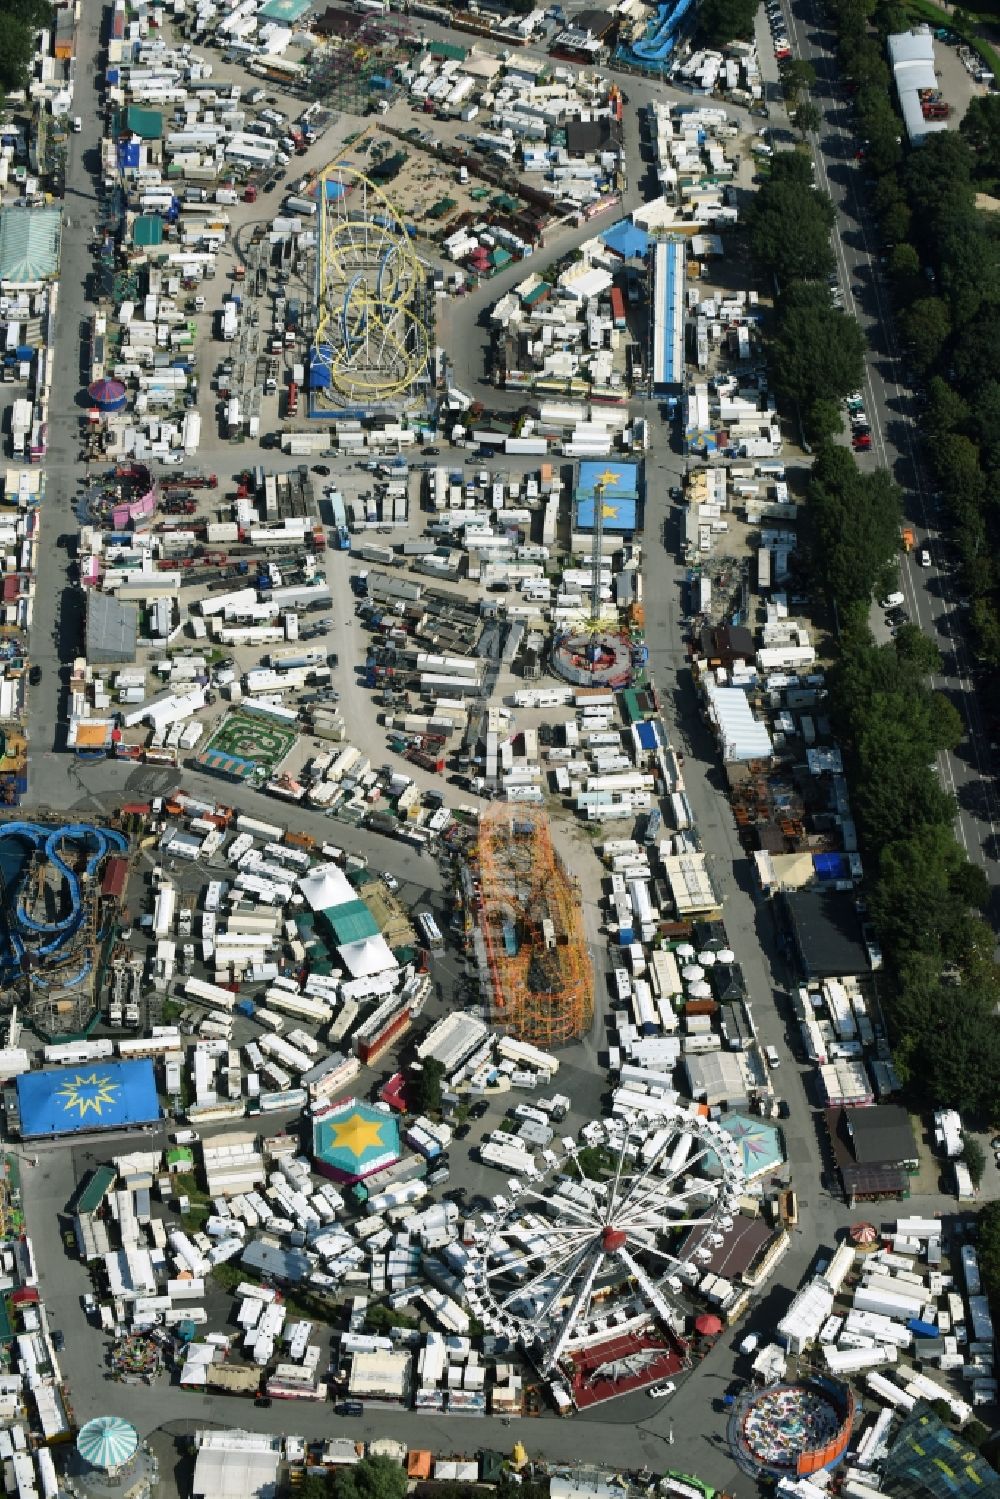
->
312, 164, 430, 406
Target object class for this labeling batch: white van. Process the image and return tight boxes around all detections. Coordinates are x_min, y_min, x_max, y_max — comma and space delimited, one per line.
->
764, 1045, 780, 1069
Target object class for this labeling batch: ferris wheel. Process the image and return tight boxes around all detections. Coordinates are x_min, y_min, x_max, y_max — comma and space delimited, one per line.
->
464, 1110, 745, 1376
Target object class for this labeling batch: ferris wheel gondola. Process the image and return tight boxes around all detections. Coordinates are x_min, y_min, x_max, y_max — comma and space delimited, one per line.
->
464, 1110, 745, 1375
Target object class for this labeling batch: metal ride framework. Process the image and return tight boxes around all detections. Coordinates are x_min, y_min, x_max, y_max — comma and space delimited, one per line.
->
465, 1111, 746, 1376
312, 165, 430, 407
552, 471, 634, 687
474, 806, 593, 1048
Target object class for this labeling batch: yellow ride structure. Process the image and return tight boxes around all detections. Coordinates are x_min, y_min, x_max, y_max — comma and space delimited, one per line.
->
311, 164, 430, 407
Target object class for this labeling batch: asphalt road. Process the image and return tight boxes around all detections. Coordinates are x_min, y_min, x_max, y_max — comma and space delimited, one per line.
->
26, 3, 106, 763
780, 0, 1000, 900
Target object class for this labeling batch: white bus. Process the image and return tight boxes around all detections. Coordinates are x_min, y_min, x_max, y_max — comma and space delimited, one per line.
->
417, 911, 444, 951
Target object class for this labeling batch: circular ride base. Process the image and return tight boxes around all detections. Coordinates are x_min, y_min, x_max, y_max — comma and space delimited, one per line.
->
552, 628, 634, 689
728, 1379, 854, 1480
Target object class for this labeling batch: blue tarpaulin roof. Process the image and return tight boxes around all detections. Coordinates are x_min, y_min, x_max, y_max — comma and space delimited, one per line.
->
814, 852, 849, 880
574, 460, 640, 533
636, 720, 661, 751
17, 1059, 160, 1138
601, 218, 649, 259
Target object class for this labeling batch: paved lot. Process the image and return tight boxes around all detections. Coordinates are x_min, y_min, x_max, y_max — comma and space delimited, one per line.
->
16, 4, 998, 1491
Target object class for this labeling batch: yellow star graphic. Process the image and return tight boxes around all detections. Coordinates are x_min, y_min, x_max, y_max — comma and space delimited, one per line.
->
601, 502, 619, 520
326, 1111, 386, 1159
55, 1072, 121, 1119
596, 468, 621, 488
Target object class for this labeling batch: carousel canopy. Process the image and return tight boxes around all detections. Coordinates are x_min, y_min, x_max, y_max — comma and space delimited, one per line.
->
87, 378, 127, 411
77, 1416, 138, 1472
705, 1113, 785, 1182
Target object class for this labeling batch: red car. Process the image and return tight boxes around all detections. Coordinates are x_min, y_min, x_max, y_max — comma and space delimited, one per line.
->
852, 433, 871, 451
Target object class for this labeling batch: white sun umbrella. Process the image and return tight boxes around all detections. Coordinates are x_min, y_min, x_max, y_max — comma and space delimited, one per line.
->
689, 980, 713, 999
717, 948, 736, 964
699, 950, 718, 966
676, 942, 696, 959
682, 964, 705, 982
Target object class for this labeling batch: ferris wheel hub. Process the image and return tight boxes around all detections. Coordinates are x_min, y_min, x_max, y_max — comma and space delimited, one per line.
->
601, 1226, 627, 1252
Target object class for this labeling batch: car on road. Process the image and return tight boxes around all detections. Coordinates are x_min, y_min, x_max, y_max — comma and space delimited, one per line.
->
52, 1330, 65, 1351
765, 1044, 780, 1069
422, 445, 440, 455
311, 464, 330, 476
852, 432, 872, 451
383, 873, 399, 892
28, 665, 41, 685
881, 592, 905, 610
72, 117, 82, 132
648, 1381, 676, 1399
918, 547, 931, 567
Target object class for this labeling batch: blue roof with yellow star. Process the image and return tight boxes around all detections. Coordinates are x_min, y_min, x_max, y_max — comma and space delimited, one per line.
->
16, 1059, 160, 1138
312, 1097, 401, 1183
575, 460, 639, 534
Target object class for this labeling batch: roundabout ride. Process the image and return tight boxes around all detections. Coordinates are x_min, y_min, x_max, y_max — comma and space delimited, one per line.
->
465, 1110, 746, 1378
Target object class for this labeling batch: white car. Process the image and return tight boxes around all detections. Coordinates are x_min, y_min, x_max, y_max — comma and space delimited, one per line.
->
383, 873, 399, 893
648, 1381, 676, 1399
881, 591, 905, 610
918, 548, 931, 567
72, 117, 82, 132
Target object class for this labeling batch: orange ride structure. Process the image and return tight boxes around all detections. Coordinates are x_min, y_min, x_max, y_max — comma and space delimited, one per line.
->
474, 806, 593, 1047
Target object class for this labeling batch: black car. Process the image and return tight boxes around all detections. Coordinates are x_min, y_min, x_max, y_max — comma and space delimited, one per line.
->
52, 1330, 65, 1351
254, 1395, 271, 1408
28, 665, 41, 686
311, 464, 330, 476
422, 445, 440, 455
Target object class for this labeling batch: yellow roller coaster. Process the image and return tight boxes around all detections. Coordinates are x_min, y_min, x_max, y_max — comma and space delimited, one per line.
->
312, 164, 430, 407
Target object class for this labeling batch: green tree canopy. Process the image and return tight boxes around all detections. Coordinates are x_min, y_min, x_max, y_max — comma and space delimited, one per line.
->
781, 58, 817, 104
748, 163, 836, 284
694, 0, 757, 46
331, 1457, 408, 1499
408, 1056, 446, 1115
0, 11, 35, 92
899, 297, 952, 373
772, 284, 866, 420
794, 100, 822, 138
960, 93, 1000, 183
805, 445, 901, 611
893, 622, 941, 674
870, 823, 984, 956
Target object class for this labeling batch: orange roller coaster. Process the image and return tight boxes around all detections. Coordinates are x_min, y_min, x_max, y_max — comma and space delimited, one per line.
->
473, 806, 594, 1048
